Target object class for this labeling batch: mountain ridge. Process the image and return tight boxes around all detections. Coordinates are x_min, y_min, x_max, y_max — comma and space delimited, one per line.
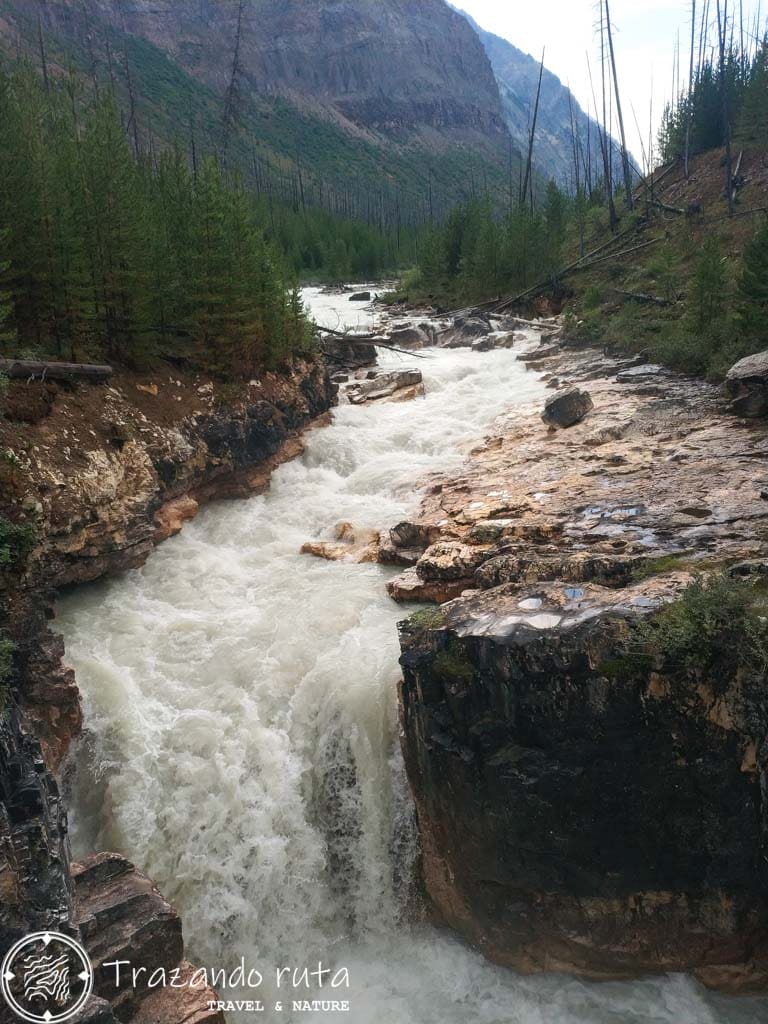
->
453, 5, 623, 189
0, 0, 519, 221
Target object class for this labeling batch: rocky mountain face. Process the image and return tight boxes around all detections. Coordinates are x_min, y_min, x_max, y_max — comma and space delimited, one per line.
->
0, 0, 515, 216
93, 0, 509, 138
456, 7, 622, 188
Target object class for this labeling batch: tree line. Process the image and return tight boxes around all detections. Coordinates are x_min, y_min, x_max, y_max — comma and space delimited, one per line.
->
659, 35, 768, 163
407, 182, 578, 304
0, 65, 412, 375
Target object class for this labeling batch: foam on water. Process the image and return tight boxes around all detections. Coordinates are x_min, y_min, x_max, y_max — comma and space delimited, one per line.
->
56, 289, 768, 1023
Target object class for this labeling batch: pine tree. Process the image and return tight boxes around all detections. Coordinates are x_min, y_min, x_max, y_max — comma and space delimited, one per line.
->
738, 217, 768, 345
689, 236, 727, 332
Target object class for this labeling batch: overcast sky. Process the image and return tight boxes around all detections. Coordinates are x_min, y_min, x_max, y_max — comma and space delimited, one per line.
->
455, 0, 765, 167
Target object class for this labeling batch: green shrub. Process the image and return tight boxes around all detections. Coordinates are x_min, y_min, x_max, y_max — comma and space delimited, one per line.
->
407, 607, 446, 634
0, 635, 14, 715
633, 573, 768, 677
0, 515, 35, 567
583, 285, 603, 310
433, 640, 475, 685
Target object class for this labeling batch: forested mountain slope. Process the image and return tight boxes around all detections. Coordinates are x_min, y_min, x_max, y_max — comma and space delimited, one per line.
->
0, 0, 518, 223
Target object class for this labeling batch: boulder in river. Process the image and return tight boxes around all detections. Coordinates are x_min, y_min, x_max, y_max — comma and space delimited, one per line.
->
301, 520, 380, 562
724, 349, 768, 417
541, 386, 594, 428
320, 334, 378, 367
349, 290, 372, 301
438, 315, 492, 348
346, 367, 423, 404
388, 324, 436, 349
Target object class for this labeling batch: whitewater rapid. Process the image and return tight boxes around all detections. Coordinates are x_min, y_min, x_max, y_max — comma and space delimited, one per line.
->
57, 289, 765, 1024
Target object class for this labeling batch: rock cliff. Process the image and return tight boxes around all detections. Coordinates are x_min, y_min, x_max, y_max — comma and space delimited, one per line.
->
394, 331, 768, 991
0, 355, 334, 1021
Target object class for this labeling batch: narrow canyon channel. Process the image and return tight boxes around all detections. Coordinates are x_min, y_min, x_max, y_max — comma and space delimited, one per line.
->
54, 289, 762, 1024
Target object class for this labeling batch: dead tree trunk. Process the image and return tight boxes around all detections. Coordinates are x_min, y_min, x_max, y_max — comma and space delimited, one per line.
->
684, 1, 697, 177
520, 49, 545, 210
604, 0, 634, 209
716, 0, 734, 215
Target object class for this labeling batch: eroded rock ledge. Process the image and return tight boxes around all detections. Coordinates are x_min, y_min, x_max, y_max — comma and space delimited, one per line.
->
0, 356, 334, 1022
394, 336, 768, 992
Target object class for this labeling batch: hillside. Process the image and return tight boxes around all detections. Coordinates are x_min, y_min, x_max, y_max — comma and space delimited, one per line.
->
0, 0, 519, 223
556, 145, 768, 377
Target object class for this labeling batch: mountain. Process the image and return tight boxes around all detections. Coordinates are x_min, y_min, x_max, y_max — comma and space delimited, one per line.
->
454, 6, 620, 190
0, 0, 517, 221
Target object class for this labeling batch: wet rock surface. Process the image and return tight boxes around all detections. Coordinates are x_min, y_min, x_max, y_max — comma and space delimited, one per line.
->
437, 315, 493, 348
74, 853, 223, 1022
394, 329, 768, 989
345, 367, 423, 404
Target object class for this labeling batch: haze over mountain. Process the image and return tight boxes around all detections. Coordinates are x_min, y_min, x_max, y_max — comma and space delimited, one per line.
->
454, 5, 623, 189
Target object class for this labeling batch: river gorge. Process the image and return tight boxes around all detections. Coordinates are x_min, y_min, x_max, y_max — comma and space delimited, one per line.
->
45, 289, 767, 1024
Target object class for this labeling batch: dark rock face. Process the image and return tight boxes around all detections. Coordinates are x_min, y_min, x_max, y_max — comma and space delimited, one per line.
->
398, 583, 768, 990
349, 291, 372, 301
541, 386, 593, 427
0, 709, 72, 948
725, 349, 768, 418
438, 316, 492, 349
23, 0, 508, 141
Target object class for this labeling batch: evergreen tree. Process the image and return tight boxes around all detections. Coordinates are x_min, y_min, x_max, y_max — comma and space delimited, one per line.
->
738, 217, 768, 345
689, 237, 727, 332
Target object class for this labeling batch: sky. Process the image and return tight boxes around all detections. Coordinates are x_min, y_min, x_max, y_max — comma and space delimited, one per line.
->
455, 0, 765, 167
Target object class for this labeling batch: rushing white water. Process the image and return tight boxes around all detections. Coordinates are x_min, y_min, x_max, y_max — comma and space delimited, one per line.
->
56, 289, 767, 1024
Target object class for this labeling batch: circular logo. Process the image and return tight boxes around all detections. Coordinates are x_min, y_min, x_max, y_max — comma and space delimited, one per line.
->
0, 932, 93, 1023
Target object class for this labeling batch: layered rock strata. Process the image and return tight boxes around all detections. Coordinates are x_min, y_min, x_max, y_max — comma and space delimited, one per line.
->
394, 333, 768, 991
0, 356, 334, 1021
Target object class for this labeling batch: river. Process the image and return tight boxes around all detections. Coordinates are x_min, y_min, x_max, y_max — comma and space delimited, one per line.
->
56, 288, 764, 1024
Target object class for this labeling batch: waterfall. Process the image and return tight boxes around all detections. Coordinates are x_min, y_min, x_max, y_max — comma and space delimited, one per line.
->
56, 290, 761, 1024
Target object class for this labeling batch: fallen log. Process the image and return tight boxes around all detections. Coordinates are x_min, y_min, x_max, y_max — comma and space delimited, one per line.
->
317, 329, 427, 359
612, 288, 672, 307
649, 199, 687, 216
0, 358, 113, 382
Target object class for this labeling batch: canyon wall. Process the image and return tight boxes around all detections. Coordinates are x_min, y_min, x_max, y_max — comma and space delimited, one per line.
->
393, 336, 768, 992
0, 356, 334, 1021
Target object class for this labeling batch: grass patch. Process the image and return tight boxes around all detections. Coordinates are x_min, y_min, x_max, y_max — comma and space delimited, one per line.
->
407, 606, 447, 634
630, 554, 697, 582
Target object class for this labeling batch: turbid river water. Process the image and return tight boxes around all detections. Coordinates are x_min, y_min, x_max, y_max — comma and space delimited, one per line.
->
57, 288, 766, 1023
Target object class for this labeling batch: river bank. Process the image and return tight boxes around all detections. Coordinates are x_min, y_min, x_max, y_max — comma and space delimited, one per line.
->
0, 351, 334, 1022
